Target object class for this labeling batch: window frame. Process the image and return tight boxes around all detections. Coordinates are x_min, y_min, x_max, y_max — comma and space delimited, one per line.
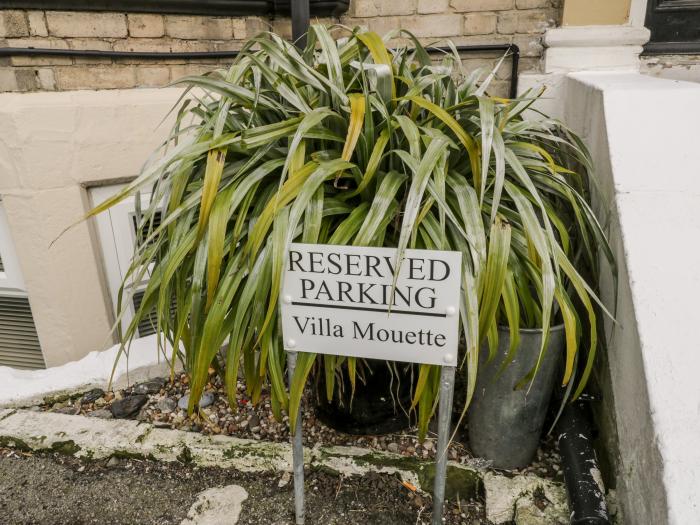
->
0, 202, 27, 297
644, 0, 700, 54
90, 185, 158, 338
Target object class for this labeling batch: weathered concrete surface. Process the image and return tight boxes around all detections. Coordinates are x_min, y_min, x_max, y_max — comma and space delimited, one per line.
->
483, 471, 568, 524
562, 73, 700, 525
0, 408, 568, 523
181, 485, 248, 525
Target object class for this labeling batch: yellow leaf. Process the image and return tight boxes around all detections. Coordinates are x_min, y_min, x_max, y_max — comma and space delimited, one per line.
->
341, 94, 366, 162
196, 148, 227, 241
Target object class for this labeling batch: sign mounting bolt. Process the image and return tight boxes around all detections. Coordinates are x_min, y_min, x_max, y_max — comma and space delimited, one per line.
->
287, 339, 296, 348
446, 306, 456, 316
443, 354, 454, 364
283, 295, 292, 304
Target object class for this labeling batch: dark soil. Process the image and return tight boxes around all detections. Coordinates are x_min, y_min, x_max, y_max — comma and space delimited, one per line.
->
0, 448, 487, 525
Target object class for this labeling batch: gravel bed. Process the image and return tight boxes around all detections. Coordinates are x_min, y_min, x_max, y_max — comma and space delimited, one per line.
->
39, 372, 563, 480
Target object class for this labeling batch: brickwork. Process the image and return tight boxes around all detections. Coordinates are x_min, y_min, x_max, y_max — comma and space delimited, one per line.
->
0, 1, 561, 92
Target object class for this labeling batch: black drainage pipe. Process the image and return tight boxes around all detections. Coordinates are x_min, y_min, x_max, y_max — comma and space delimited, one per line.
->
556, 401, 610, 525
0, 48, 242, 61
0, 44, 520, 98
291, 0, 311, 50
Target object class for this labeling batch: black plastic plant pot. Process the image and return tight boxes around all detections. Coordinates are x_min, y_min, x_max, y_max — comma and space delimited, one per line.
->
313, 358, 414, 435
467, 324, 564, 469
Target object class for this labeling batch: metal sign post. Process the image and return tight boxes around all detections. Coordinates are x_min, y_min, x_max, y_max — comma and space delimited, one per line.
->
281, 243, 463, 524
432, 365, 456, 525
286, 351, 305, 525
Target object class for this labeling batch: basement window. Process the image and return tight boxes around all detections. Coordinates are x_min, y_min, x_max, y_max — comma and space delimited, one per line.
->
0, 1, 349, 17
645, 0, 700, 54
0, 201, 45, 370
90, 185, 170, 339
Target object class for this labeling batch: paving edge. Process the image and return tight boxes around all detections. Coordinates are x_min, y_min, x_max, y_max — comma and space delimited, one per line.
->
0, 408, 569, 524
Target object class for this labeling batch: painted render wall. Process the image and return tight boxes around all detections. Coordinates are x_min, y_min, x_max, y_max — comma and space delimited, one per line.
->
0, 88, 182, 366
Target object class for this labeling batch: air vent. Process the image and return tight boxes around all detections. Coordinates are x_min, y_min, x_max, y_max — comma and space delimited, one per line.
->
0, 295, 45, 370
132, 288, 176, 337
132, 210, 163, 247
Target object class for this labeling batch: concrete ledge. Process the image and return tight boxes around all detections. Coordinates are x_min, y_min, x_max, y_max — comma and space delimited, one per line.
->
542, 25, 650, 73
561, 72, 700, 525
544, 26, 650, 48
0, 408, 568, 524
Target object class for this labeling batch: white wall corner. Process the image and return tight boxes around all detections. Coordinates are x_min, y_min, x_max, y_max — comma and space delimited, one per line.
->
543, 25, 651, 74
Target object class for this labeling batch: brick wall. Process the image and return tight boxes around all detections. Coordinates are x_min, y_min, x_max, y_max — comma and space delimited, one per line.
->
0, 0, 561, 93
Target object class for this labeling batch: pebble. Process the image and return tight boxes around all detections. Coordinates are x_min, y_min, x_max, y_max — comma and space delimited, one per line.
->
157, 397, 177, 413
132, 379, 165, 395
178, 392, 214, 410
81, 388, 105, 404
278, 472, 291, 487
87, 409, 113, 419
248, 414, 260, 433
106, 456, 119, 468
111, 394, 148, 419
387, 442, 399, 453
53, 405, 79, 415
136, 406, 150, 422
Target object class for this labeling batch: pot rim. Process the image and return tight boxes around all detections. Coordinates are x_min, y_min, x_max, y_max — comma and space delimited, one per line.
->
496, 323, 565, 334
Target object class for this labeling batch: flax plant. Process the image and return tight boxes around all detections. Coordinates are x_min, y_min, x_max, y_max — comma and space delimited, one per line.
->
87, 25, 615, 438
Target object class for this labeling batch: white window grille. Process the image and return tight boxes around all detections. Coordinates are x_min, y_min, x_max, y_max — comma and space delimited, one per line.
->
0, 201, 45, 369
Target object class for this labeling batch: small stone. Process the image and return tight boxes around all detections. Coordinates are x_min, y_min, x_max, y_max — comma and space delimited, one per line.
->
387, 442, 399, 453
106, 456, 119, 468
54, 406, 79, 415
157, 397, 177, 413
132, 379, 165, 395
81, 388, 105, 404
136, 406, 150, 422
87, 409, 113, 419
248, 414, 260, 429
178, 392, 214, 410
94, 398, 107, 408
111, 394, 148, 418
114, 391, 124, 401
278, 471, 291, 487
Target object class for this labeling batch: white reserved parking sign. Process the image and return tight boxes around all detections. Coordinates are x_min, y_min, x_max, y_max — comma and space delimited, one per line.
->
280, 243, 462, 366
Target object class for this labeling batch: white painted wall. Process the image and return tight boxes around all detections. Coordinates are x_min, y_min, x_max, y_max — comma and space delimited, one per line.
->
0, 88, 183, 366
561, 72, 700, 525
